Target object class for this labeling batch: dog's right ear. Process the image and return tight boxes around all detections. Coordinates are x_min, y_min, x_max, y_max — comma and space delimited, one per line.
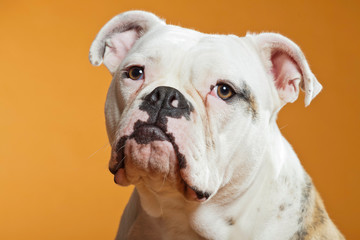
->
89, 11, 165, 75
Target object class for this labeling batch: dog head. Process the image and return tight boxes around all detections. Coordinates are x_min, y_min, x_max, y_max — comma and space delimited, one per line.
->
89, 11, 321, 216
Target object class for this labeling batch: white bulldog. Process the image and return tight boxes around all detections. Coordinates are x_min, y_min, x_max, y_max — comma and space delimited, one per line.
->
89, 11, 344, 240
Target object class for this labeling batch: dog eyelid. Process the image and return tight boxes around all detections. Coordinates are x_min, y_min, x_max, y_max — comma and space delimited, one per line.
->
215, 80, 240, 93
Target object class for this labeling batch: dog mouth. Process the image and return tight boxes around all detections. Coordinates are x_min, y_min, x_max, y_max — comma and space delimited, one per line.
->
109, 124, 169, 174
109, 123, 211, 202
130, 124, 170, 145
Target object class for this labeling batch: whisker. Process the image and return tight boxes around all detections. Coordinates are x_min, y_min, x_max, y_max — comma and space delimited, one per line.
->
87, 142, 110, 160
279, 124, 288, 130
119, 156, 126, 164
116, 144, 126, 152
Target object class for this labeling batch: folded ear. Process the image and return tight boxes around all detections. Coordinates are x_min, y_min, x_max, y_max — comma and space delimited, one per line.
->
89, 11, 165, 75
249, 32, 322, 107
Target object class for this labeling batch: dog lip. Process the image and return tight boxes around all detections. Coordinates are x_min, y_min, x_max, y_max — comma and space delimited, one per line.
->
186, 184, 211, 201
131, 124, 169, 144
109, 124, 199, 200
109, 136, 128, 175
109, 124, 170, 176
109, 161, 124, 175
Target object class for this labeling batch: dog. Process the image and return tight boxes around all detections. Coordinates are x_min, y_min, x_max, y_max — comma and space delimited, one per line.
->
89, 10, 344, 240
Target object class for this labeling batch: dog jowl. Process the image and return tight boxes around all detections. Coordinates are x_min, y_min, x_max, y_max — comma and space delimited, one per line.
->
89, 11, 344, 240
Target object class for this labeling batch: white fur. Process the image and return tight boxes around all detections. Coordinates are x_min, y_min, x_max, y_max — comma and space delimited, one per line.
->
89, 11, 326, 240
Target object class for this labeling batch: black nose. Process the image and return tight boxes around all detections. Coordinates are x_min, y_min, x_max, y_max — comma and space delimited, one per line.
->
140, 86, 193, 124
145, 86, 189, 109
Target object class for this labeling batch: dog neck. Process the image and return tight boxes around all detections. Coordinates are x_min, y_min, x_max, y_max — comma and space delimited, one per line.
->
120, 124, 309, 240
186, 123, 308, 239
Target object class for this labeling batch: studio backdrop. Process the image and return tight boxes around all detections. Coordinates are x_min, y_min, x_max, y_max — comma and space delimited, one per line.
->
0, 0, 359, 239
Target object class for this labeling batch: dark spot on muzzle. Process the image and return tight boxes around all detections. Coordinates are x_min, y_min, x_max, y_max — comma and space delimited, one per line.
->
109, 135, 129, 174
109, 87, 193, 182
131, 125, 169, 144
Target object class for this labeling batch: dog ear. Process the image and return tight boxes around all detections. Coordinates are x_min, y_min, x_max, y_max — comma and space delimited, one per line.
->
250, 32, 322, 107
89, 11, 165, 75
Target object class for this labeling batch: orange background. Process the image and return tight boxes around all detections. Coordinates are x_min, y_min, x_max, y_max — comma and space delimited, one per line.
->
0, 0, 359, 239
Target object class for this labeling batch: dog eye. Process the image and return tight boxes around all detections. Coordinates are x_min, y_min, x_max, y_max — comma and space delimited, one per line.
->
215, 83, 235, 100
127, 66, 144, 80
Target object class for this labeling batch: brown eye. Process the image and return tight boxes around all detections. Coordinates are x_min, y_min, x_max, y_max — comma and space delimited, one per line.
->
127, 66, 144, 80
216, 84, 235, 100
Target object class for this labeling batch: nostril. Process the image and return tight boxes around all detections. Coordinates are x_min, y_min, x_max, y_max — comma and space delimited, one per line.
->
171, 99, 179, 108
169, 94, 179, 108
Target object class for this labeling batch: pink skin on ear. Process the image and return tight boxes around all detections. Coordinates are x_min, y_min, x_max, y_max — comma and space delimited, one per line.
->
271, 51, 302, 104
251, 32, 322, 106
103, 30, 138, 74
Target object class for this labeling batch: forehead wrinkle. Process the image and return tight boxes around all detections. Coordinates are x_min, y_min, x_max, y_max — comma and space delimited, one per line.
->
186, 36, 244, 88
191, 36, 262, 85
185, 35, 261, 119
137, 26, 202, 83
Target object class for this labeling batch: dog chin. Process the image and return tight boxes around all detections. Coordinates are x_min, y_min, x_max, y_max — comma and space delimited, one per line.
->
110, 138, 212, 202
108, 123, 212, 202
126, 139, 179, 180
110, 124, 181, 187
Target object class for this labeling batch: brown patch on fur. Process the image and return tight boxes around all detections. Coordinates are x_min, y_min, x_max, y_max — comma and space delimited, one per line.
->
239, 83, 257, 119
290, 175, 345, 240
226, 217, 235, 226
248, 92, 257, 119
279, 204, 286, 211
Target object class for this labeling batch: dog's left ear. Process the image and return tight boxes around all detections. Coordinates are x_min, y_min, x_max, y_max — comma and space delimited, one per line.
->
249, 32, 322, 107
89, 11, 165, 75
